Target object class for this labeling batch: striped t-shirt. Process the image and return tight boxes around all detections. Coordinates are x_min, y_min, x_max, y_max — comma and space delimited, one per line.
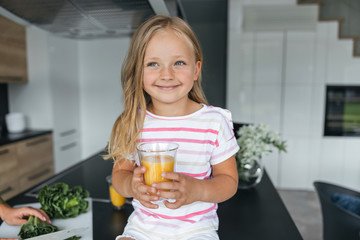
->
129, 104, 239, 239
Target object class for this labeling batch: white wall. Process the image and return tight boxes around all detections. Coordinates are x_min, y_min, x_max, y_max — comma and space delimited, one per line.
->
8, 26, 53, 129
227, 0, 360, 190
78, 38, 129, 159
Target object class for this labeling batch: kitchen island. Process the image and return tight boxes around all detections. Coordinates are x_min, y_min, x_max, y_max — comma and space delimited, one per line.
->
4, 152, 302, 240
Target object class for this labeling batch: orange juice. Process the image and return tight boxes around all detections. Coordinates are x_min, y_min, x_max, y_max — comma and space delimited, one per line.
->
142, 155, 175, 186
109, 185, 126, 208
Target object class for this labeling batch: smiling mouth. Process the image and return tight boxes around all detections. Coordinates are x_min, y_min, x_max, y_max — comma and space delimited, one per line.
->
156, 85, 179, 91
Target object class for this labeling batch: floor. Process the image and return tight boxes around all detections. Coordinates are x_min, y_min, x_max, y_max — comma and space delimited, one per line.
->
277, 189, 323, 240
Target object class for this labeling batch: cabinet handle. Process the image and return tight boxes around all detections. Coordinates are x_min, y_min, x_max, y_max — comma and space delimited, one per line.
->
0, 186, 12, 195
0, 149, 9, 155
28, 168, 51, 181
60, 142, 77, 151
60, 129, 76, 137
26, 137, 49, 147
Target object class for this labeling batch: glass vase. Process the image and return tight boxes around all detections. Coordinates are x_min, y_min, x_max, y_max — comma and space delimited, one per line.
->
237, 158, 264, 189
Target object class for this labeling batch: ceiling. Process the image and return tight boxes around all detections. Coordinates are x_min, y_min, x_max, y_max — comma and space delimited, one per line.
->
0, 0, 180, 39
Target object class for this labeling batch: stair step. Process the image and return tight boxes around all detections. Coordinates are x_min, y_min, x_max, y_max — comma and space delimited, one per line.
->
298, 0, 360, 57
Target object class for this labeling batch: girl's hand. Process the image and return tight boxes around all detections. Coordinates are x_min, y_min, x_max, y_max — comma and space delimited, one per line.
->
131, 166, 160, 209
153, 172, 201, 209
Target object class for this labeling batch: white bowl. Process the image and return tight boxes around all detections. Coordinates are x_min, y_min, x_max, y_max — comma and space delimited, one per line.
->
5, 112, 26, 133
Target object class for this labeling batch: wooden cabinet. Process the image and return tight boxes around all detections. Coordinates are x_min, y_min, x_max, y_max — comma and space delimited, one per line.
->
0, 14, 28, 83
0, 134, 54, 200
0, 144, 20, 200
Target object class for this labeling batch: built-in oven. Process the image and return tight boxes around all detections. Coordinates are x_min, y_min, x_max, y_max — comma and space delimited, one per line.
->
324, 85, 360, 136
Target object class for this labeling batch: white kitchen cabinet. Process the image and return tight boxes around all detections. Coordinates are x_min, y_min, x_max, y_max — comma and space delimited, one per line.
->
252, 32, 283, 131
319, 138, 345, 184
48, 35, 80, 141
282, 84, 313, 137
285, 32, 315, 85
253, 83, 282, 131
238, 32, 255, 84
253, 33, 284, 184
227, 33, 255, 122
48, 35, 81, 173
54, 137, 81, 173
254, 32, 283, 85
343, 139, 360, 189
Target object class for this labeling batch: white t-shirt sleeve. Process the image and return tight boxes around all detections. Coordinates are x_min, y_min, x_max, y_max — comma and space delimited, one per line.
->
210, 108, 240, 165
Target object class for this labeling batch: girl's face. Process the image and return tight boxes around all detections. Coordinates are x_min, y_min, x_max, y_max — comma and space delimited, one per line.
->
143, 29, 201, 109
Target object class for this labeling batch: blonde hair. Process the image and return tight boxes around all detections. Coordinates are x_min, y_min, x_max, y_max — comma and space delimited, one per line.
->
104, 15, 208, 162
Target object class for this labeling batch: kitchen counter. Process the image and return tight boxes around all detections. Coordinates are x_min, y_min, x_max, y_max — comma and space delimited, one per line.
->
0, 129, 52, 147
4, 152, 302, 240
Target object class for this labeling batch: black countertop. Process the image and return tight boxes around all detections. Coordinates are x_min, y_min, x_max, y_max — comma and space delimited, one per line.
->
5, 152, 303, 240
0, 129, 52, 147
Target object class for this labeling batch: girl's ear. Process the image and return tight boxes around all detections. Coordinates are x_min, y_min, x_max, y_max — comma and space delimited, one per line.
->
194, 61, 202, 81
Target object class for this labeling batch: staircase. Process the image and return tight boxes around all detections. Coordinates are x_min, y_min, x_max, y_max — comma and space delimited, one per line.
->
298, 0, 360, 57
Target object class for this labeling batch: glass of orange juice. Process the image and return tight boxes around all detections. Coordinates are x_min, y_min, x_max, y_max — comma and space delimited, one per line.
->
136, 142, 179, 189
106, 175, 126, 210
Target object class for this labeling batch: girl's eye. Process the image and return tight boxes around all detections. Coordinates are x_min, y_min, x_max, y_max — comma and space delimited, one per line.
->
175, 61, 185, 66
147, 62, 158, 67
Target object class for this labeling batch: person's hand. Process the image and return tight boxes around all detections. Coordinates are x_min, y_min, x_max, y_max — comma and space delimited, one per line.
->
0, 238, 18, 240
0, 204, 51, 226
153, 172, 201, 209
131, 166, 160, 209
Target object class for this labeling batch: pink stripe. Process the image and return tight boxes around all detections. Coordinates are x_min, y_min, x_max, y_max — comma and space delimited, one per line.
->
141, 138, 216, 145
211, 144, 239, 160
178, 170, 210, 178
199, 212, 218, 222
134, 210, 180, 228
139, 203, 217, 223
178, 149, 211, 156
143, 127, 218, 134
140, 209, 196, 223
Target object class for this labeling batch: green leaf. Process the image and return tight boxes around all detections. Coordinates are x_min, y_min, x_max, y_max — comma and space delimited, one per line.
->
18, 216, 58, 239
37, 183, 90, 219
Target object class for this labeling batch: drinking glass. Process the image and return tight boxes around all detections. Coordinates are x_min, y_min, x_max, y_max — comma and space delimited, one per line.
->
106, 175, 126, 210
136, 142, 179, 187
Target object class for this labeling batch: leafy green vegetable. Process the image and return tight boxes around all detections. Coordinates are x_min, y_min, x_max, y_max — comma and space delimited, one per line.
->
65, 236, 82, 240
18, 216, 58, 239
18, 215, 82, 239
38, 182, 90, 219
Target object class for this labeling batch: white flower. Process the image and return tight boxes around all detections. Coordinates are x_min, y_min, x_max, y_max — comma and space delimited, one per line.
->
236, 123, 287, 171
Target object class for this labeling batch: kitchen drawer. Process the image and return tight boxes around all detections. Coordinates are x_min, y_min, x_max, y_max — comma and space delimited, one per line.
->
0, 176, 20, 201
19, 164, 54, 192
54, 128, 79, 143
54, 138, 81, 173
18, 156, 53, 176
0, 143, 18, 175
17, 133, 53, 165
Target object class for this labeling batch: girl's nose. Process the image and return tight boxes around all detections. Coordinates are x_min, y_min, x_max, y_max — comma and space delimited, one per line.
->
160, 66, 174, 80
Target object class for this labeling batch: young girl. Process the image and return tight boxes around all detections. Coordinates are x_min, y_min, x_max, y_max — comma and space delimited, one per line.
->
105, 15, 239, 240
